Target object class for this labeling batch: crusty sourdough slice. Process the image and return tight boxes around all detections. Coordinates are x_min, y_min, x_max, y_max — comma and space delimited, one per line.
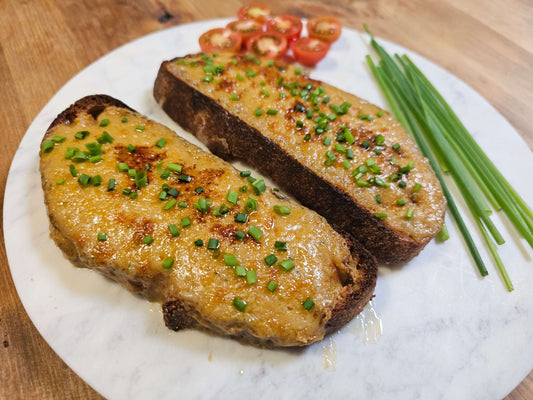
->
40, 95, 377, 347
154, 53, 447, 264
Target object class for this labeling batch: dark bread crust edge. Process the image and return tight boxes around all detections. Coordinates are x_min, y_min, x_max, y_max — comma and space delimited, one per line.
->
153, 58, 428, 264
41, 94, 378, 347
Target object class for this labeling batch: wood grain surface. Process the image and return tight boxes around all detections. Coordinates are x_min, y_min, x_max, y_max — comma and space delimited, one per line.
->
1, 0, 531, 398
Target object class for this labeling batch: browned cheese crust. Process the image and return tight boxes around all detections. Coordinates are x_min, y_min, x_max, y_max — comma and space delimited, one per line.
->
153, 53, 447, 264
39, 95, 377, 347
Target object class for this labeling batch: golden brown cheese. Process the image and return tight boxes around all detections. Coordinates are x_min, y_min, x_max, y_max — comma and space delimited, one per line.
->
40, 104, 371, 346
162, 53, 446, 256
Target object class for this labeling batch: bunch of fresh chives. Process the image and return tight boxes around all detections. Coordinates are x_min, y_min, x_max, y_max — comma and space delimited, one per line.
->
364, 26, 533, 291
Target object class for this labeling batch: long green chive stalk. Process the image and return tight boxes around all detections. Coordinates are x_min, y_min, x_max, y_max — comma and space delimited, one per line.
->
365, 26, 533, 291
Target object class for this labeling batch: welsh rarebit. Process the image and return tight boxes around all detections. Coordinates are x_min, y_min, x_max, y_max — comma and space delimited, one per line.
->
154, 53, 446, 263
39, 95, 377, 347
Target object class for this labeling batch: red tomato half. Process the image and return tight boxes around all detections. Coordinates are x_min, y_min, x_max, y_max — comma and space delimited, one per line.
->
306, 16, 342, 43
265, 14, 303, 42
237, 4, 271, 24
289, 37, 330, 66
246, 32, 288, 59
199, 28, 242, 53
226, 19, 264, 45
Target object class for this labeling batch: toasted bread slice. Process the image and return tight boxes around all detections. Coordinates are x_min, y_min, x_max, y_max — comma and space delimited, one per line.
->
154, 53, 446, 263
40, 95, 377, 347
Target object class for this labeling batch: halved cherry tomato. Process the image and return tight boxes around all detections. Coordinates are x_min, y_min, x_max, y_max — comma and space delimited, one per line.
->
265, 14, 303, 42
198, 28, 242, 53
307, 16, 342, 43
289, 37, 330, 66
226, 19, 264, 45
246, 32, 288, 59
237, 4, 271, 24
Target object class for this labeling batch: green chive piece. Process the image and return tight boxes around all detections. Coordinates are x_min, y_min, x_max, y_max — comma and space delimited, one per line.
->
121, 117, 128, 123
376, 194, 382, 204
42, 140, 54, 153
89, 155, 102, 163
56, 179, 65, 185
129, 192, 137, 200
392, 143, 401, 151
264, 254, 278, 266
413, 183, 422, 192
78, 174, 91, 187
240, 170, 251, 177
397, 198, 407, 206
248, 225, 263, 241
229, 93, 239, 101
178, 201, 188, 208
167, 188, 179, 197
232, 297, 246, 312
266, 280, 278, 292
279, 259, 295, 271
122, 188, 131, 195
227, 190, 239, 205
180, 217, 191, 227
235, 213, 248, 223
69, 164, 78, 177
163, 199, 177, 210
85, 142, 102, 155
99, 119, 110, 127
97, 131, 114, 144
274, 241, 287, 252
162, 258, 174, 269
178, 174, 192, 182
302, 297, 315, 310
117, 162, 129, 172
136, 125, 145, 132
159, 191, 168, 200
207, 238, 219, 250
160, 170, 171, 179
273, 205, 291, 215
405, 208, 414, 220
377, 111, 384, 117
75, 130, 90, 139
156, 138, 166, 148
235, 230, 245, 241
71, 152, 88, 162
235, 266, 247, 277
246, 270, 257, 285
167, 163, 183, 173
251, 178, 266, 195
97, 232, 107, 241
438, 224, 450, 241
244, 197, 258, 212
52, 135, 66, 143
194, 239, 204, 246
375, 212, 387, 219
143, 235, 153, 245
168, 224, 180, 236
224, 254, 238, 266
266, 109, 278, 115
92, 175, 102, 186
254, 108, 262, 116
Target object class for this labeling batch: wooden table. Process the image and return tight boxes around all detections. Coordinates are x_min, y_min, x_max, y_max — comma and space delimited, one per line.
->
1, 0, 531, 398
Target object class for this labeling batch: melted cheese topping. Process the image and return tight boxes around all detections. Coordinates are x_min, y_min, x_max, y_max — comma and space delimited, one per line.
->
40, 107, 362, 345
170, 53, 446, 243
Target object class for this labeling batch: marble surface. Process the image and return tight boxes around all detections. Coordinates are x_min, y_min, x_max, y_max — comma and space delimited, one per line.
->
4, 19, 533, 400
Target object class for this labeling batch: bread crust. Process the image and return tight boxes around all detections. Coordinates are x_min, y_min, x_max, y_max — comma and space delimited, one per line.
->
40, 95, 378, 347
154, 57, 445, 263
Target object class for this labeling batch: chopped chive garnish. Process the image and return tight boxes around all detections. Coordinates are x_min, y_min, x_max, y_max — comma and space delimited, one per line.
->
97, 232, 107, 241
136, 125, 145, 132
266, 109, 278, 115
235, 213, 248, 223
397, 198, 407, 206
235, 230, 245, 241
248, 225, 262, 241
264, 254, 278, 266
279, 259, 295, 271
178, 201, 188, 208
254, 108, 262, 116
156, 138, 166, 148
251, 178, 266, 195
75, 130, 89, 139
92, 175, 101, 186
405, 208, 414, 220
195, 187, 204, 194
163, 199, 177, 210
223, 254, 238, 266
358, 113, 373, 121
377, 111, 384, 117
235, 265, 247, 277
97, 131, 114, 144
78, 174, 91, 187
181, 217, 191, 227
240, 170, 251, 177
41, 140, 54, 153
143, 235, 153, 245
168, 224, 180, 236
167, 163, 183, 173
178, 174, 192, 182
167, 188, 179, 197
398, 181, 407, 188
232, 297, 246, 312
246, 270, 257, 285
227, 190, 239, 205
413, 183, 422, 191
376, 194, 382, 204
437, 224, 450, 241
194, 239, 204, 246
121, 117, 128, 123
244, 197, 258, 212
52, 135, 66, 143
392, 143, 401, 151
117, 162, 129, 172
162, 258, 174, 269
160, 170, 171, 179
213, 205, 229, 217
266, 280, 278, 292
207, 238, 219, 250
375, 212, 387, 219
361, 140, 370, 149
130, 192, 137, 199
274, 241, 287, 252
122, 188, 131, 195
69, 164, 78, 177
56, 179, 65, 185
99, 119, 109, 127
302, 297, 315, 310
126, 144, 136, 153
229, 94, 239, 101
89, 155, 102, 163
273, 205, 291, 215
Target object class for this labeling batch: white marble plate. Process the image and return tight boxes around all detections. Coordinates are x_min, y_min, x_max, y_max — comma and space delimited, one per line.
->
4, 19, 533, 400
